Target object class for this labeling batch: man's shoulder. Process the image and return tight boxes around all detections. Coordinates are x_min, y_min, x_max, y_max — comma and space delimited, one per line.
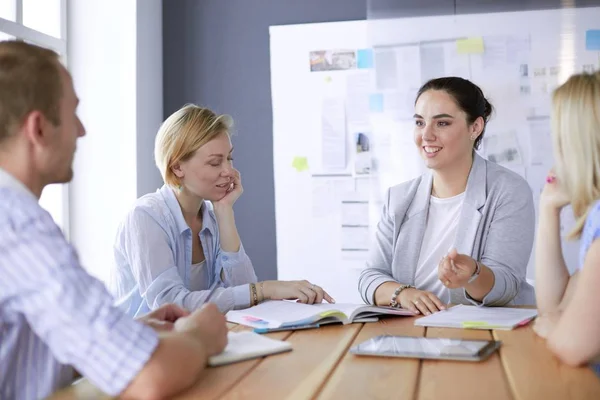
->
0, 187, 51, 227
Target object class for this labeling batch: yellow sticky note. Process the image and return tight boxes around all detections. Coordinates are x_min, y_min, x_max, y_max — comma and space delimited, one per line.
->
462, 321, 502, 329
456, 37, 484, 54
292, 156, 309, 172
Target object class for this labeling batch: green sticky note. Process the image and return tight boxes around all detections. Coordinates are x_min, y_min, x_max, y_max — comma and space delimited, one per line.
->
462, 321, 503, 329
292, 156, 309, 172
456, 37, 484, 54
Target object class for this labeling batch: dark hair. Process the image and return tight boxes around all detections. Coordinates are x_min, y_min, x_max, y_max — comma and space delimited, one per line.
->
415, 77, 493, 150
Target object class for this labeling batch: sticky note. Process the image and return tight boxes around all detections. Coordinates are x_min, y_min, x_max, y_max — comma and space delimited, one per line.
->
369, 93, 384, 112
586, 30, 600, 51
357, 49, 374, 69
456, 37, 484, 54
462, 321, 502, 329
243, 316, 269, 325
291, 156, 309, 172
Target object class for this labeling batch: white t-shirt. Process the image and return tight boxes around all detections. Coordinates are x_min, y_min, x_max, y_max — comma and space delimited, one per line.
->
189, 259, 208, 291
414, 192, 465, 303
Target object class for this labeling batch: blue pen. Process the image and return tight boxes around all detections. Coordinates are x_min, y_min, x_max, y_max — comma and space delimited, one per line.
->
253, 323, 320, 334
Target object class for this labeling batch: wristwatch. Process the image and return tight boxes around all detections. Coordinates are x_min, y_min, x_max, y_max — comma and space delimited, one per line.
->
468, 260, 481, 284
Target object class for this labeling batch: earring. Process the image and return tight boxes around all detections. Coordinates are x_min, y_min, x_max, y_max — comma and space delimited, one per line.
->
470, 135, 476, 141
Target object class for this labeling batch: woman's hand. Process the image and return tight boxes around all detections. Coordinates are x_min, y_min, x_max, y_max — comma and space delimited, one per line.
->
540, 168, 570, 211
212, 168, 243, 210
261, 280, 335, 304
438, 248, 478, 289
398, 288, 446, 315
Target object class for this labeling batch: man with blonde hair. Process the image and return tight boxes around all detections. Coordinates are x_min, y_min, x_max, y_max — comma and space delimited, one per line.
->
0, 40, 227, 399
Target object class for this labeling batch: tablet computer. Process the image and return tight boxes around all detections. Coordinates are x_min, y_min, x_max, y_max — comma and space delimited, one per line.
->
350, 335, 501, 362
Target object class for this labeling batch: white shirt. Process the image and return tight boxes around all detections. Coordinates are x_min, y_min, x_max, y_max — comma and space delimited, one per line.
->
189, 260, 208, 291
414, 192, 465, 303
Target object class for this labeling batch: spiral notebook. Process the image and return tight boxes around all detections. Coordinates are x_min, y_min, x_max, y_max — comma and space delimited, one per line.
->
208, 331, 292, 366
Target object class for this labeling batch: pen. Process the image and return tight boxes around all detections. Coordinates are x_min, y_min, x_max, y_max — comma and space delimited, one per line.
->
253, 324, 321, 334
205, 281, 220, 303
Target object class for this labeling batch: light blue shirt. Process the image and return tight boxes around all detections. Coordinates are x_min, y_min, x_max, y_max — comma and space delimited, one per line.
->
109, 185, 257, 317
579, 200, 600, 270
0, 168, 158, 399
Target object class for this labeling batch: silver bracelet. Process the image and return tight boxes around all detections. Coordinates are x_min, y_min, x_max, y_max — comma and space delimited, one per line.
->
390, 284, 414, 308
468, 260, 482, 284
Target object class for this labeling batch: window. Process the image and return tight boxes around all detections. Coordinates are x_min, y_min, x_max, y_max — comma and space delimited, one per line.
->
0, 0, 68, 234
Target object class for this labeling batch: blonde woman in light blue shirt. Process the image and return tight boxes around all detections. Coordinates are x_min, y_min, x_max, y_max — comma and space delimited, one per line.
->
109, 105, 333, 317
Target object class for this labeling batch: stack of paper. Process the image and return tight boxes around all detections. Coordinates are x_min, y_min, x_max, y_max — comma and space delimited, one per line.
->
208, 331, 292, 366
414, 305, 537, 330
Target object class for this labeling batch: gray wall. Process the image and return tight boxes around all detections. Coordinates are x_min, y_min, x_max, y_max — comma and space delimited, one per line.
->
137, 0, 164, 198
367, 0, 600, 18
162, 0, 367, 280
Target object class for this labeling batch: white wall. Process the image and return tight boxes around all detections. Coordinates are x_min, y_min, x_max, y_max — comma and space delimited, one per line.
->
68, 0, 163, 282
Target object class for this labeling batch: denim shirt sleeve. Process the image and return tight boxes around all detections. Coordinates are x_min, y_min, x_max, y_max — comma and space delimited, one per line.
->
580, 201, 600, 270
121, 207, 252, 313
216, 242, 258, 286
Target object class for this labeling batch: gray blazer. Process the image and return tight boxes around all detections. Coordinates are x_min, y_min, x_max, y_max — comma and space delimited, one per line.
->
358, 154, 536, 306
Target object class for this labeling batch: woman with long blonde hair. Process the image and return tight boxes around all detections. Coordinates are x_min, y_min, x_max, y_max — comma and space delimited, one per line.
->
533, 71, 600, 370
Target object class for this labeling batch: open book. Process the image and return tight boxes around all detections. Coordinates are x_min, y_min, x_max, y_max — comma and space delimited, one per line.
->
414, 305, 538, 330
209, 331, 292, 366
226, 300, 414, 330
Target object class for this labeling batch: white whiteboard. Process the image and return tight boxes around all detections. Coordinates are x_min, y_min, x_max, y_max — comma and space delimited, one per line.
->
269, 8, 600, 304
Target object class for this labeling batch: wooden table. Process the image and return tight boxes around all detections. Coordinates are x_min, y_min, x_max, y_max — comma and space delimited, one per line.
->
51, 317, 600, 400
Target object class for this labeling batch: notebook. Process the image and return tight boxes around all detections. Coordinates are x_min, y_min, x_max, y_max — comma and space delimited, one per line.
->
414, 305, 538, 330
226, 300, 414, 330
208, 331, 292, 366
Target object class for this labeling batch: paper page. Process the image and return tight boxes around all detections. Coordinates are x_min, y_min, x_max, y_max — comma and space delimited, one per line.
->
528, 117, 553, 165
482, 36, 508, 69
483, 132, 523, 166
341, 226, 370, 250
375, 50, 398, 90
397, 45, 421, 89
321, 98, 347, 171
209, 331, 292, 366
346, 73, 371, 125
310, 303, 412, 320
226, 300, 344, 328
415, 305, 538, 329
311, 179, 339, 218
341, 201, 369, 226
420, 45, 444, 83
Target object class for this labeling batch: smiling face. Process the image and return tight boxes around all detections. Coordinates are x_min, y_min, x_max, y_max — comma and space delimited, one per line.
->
173, 131, 235, 201
413, 89, 482, 171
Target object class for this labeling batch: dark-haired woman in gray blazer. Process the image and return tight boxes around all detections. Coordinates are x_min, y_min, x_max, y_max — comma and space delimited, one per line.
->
358, 77, 535, 315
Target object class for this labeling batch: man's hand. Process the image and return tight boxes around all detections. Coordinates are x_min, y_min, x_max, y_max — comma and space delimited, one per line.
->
137, 304, 191, 332
174, 303, 228, 356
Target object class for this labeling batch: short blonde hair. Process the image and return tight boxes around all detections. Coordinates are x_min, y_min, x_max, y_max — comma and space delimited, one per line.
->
155, 104, 234, 188
551, 71, 600, 239
0, 40, 62, 144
